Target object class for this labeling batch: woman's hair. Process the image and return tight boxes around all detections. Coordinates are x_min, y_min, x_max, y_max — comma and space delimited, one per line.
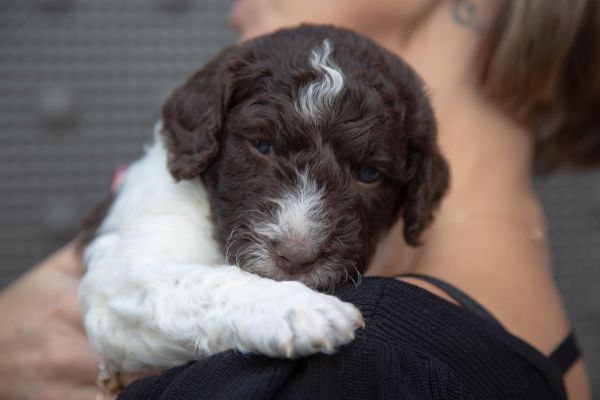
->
478, 0, 599, 171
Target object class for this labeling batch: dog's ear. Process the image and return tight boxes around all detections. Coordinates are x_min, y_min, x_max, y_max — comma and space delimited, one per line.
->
401, 132, 450, 246
161, 47, 237, 180
402, 125, 450, 246
395, 78, 450, 246
373, 48, 450, 246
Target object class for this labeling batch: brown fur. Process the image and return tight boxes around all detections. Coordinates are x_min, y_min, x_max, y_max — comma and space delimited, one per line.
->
160, 25, 449, 289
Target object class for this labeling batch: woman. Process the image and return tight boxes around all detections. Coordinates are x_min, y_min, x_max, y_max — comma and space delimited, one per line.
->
127, 0, 598, 398
225, 0, 595, 397
1, 0, 597, 398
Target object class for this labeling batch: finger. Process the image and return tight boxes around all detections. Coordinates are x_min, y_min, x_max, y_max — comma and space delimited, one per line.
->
55, 286, 87, 329
42, 241, 85, 277
61, 340, 103, 383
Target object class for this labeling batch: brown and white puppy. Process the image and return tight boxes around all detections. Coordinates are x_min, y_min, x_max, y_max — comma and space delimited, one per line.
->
79, 24, 448, 372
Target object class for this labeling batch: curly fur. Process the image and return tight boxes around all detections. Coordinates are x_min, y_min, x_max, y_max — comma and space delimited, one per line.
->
79, 24, 449, 371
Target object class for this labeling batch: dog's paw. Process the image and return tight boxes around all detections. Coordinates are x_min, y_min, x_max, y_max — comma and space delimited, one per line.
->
281, 292, 364, 357
247, 282, 364, 358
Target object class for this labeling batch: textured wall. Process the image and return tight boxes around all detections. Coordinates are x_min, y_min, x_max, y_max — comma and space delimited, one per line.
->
0, 0, 598, 395
0, 0, 234, 282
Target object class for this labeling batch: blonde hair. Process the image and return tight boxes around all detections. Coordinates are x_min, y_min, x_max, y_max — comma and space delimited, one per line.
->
479, 0, 600, 171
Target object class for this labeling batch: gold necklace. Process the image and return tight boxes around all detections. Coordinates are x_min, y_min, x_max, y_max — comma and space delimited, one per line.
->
449, 211, 546, 243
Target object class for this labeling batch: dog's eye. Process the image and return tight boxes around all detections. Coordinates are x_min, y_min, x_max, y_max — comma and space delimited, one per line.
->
357, 167, 380, 184
251, 140, 272, 156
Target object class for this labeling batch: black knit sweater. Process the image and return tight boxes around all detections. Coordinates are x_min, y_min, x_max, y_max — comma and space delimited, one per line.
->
119, 277, 568, 400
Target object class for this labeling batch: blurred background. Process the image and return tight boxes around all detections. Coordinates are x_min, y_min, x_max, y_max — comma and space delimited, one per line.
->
0, 0, 598, 394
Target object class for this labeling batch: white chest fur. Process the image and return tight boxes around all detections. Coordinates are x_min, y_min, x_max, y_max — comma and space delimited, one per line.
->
79, 126, 362, 371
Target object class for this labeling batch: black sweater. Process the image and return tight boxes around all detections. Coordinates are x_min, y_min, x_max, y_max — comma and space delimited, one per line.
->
119, 277, 568, 400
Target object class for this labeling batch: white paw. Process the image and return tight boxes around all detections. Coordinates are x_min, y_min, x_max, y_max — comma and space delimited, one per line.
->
248, 283, 364, 358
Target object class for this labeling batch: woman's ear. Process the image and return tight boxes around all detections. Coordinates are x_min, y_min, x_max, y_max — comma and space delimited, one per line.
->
161, 47, 237, 181
402, 139, 450, 246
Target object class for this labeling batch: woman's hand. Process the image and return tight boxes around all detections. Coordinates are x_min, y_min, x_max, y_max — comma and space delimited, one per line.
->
0, 242, 154, 400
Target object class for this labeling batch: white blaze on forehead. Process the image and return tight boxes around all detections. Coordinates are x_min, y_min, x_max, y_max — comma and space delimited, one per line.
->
295, 39, 345, 121
256, 171, 326, 244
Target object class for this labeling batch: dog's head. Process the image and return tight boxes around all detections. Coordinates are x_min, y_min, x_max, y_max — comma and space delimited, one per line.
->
161, 25, 449, 290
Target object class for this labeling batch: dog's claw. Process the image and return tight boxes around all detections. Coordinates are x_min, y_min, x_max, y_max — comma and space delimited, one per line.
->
251, 284, 364, 358
355, 315, 366, 329
282, 342, 294, 358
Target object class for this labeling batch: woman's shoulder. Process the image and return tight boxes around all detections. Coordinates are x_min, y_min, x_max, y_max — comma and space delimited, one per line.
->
120, 278, 567, 400
122, 329, 473, 400
339, 278, 568, 398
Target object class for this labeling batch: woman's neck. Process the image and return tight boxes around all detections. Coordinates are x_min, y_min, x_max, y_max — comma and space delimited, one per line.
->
367, 2, 545, 275
377, 1, 537, 208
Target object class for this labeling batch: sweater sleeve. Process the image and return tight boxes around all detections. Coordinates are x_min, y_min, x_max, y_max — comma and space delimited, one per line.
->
119, 343, 473, 400
118, 277, 565, 400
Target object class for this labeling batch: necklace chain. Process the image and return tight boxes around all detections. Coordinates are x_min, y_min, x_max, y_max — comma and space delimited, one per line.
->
449, 211, 546, 242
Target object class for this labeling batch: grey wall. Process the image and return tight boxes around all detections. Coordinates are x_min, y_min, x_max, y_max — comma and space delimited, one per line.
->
0, 0, 234, 280
1, 0, 598, 395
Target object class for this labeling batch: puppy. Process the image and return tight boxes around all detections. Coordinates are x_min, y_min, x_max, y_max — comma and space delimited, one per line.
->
79, 24, 449, 372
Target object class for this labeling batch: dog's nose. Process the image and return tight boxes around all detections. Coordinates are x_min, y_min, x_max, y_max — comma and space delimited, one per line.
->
273, 241, 317, 275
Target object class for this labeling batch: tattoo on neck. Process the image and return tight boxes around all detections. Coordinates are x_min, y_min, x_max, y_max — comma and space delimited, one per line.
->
451, 0, 479, 32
